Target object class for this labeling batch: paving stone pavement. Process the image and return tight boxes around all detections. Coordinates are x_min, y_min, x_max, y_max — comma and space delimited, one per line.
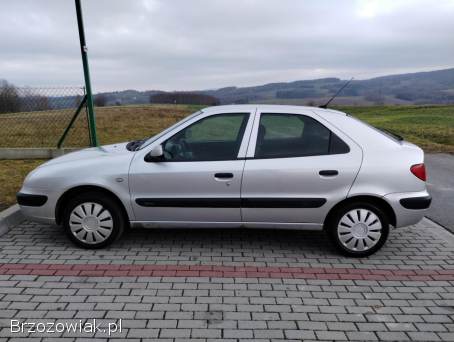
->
0, 219, 453, 341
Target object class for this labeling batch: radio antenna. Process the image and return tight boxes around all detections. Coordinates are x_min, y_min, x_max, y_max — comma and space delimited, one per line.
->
319, 77, 354, 108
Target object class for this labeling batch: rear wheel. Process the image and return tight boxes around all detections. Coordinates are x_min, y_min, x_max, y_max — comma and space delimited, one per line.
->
327, 202, 389, 257
63, 192, 125, 249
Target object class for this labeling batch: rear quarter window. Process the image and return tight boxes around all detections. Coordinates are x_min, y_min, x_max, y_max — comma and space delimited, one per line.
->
255, 113, 350, 158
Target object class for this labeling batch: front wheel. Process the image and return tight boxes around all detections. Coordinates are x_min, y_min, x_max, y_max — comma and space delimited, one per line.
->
327, 202, 389, 257
63, 192, 125, 249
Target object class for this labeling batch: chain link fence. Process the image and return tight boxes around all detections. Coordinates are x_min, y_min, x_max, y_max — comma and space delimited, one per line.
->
0, 85, 91, 148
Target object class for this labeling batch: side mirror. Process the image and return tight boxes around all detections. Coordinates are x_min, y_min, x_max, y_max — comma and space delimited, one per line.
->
144, 144, 164, 162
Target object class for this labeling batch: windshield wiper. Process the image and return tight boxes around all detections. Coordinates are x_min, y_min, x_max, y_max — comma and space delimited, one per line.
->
126, 139, 145, 151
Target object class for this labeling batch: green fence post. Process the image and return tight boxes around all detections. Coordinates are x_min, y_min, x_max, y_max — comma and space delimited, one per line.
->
75, 0, 98, 147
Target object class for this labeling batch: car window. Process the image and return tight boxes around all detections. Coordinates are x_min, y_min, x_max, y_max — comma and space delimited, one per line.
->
260, 115, 305, 138
163, 113, 249, 161
139, 110, 203, 150
329, 132, 350, 154
255, 113, 349, 158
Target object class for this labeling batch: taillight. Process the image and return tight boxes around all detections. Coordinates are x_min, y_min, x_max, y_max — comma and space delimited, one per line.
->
410, 163, 427, 181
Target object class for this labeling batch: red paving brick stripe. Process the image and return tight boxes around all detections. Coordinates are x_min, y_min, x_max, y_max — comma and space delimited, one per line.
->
0, 263, 452, 281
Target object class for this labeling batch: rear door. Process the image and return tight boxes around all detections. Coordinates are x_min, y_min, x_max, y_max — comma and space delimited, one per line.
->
241, 109, 362, 226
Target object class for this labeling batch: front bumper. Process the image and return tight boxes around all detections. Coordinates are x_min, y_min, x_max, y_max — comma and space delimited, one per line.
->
16, 188, 58, 225
16, 192, 48, 207
384, 190, 431, 228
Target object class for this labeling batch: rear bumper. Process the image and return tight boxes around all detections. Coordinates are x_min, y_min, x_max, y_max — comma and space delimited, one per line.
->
384, 190, 431, 228
399, 195, 432, 210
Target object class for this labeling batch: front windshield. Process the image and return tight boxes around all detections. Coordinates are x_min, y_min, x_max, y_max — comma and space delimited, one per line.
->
138, 110, 203, 150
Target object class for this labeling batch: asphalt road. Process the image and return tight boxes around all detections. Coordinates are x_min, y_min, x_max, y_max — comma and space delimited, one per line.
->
425, 153, 454, 232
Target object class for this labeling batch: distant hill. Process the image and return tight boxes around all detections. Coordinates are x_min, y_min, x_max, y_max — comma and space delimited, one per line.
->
97, 67, 454, 106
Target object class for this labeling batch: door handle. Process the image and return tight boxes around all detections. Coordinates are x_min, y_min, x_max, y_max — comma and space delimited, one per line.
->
214, 172, 234, 179
319, 170, 338, 176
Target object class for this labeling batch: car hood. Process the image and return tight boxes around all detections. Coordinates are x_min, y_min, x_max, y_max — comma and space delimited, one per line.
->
41, 142, 132, 167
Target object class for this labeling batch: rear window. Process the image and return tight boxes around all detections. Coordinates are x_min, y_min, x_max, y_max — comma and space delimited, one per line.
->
349, 115, 403, 143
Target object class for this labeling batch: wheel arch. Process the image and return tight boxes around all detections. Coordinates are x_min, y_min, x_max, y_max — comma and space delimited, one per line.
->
324, 195, 397, 229
55, 185, 130, 226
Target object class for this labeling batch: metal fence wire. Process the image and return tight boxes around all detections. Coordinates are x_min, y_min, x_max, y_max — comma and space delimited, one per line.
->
0, 85, 90, 148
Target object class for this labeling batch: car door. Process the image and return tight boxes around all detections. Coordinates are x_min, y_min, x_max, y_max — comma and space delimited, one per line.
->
129, 110, 254, 224
241, 109, 362, 227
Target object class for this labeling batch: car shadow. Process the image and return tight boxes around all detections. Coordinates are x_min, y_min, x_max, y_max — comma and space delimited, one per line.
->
2, 221, 443, 265
118, 226, 339, 256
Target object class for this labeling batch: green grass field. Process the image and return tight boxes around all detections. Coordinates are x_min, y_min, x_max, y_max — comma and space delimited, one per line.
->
0, 159, 45, 210
337, 105, 454, 153
96, 104, 450, 153
1, 103, 453, 151
0, 104, 453, 209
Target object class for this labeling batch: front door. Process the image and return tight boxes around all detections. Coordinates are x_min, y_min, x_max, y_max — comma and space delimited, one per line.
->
241, 110, 362, 226
129, 112, 252, 223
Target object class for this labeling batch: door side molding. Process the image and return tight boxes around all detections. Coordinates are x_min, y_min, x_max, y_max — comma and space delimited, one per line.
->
241, 198, 326, 208
135, 197, 327, 208
136, 198, 241, 208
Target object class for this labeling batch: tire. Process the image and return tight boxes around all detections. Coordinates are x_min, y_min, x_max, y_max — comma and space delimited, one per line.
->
62, 192, 125, 249
326, 202, 389, 257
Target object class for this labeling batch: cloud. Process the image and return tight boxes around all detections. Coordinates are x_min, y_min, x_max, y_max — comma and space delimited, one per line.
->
0, 0, 453, 91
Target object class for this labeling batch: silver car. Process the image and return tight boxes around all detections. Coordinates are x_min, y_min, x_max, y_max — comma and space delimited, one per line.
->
17, 105, 431, 256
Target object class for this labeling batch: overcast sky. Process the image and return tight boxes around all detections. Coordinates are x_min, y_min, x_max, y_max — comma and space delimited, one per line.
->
1, 0, 453, 92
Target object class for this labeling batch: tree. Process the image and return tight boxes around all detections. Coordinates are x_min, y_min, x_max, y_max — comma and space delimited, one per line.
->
94, 94, 107, 107
364, 91, 385, 105
0, 80, 21, 114
20, 88, 50, 112
30, 95, 49, 111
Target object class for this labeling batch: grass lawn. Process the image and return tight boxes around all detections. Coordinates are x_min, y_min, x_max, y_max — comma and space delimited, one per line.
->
1, 103, 453, 151
0, 104, 201, 148
0, 159, 46, 210
337, 105, 454, 153
1, 103, 453, 209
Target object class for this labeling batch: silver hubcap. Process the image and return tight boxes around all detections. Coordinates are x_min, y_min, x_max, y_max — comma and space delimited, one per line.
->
337, 209, 382, 252
69, 202, 113, 244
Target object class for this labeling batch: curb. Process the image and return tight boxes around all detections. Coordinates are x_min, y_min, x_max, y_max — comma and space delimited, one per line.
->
421, 216, 454, 245
0, 148, 79, 160
0, 204, 24, 237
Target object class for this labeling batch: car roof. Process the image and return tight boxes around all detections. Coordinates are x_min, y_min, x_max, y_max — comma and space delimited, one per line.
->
201, 104, 347, 117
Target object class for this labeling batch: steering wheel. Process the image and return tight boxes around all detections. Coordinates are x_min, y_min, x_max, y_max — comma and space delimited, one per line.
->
164, 138, 187, 160
179, 139, 189, 154
163, 148, 173, 160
